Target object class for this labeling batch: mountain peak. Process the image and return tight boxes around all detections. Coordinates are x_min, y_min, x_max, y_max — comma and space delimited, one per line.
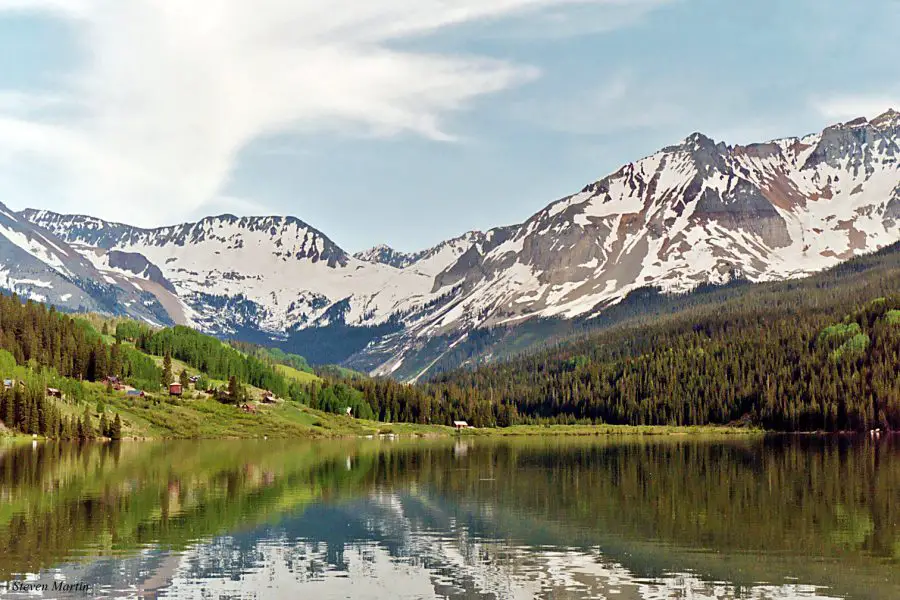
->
683, 131, 715, 146
666, 132, 727, 158
354, 244, 420, 269
872, 108, 900, 129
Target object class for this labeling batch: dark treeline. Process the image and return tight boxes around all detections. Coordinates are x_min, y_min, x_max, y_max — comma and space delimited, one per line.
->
0, 293, 158, 388
413, 296, 900, 430
119, 324, 292, 396
0, 346, 122, 441
332, 245, 900, 432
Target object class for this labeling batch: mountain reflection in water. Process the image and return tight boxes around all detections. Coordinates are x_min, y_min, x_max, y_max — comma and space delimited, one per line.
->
0, 436, 896, 599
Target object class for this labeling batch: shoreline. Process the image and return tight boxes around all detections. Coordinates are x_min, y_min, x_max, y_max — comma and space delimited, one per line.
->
0, 423, 784, 442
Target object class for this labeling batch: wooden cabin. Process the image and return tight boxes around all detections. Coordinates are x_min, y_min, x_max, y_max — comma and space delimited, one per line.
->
453, 420, 469, 430
46, 387, 64, 399
104, 376, 125, 391
168, 383, 183, 396
261, 392, 276, 404
241, 403, 257, 414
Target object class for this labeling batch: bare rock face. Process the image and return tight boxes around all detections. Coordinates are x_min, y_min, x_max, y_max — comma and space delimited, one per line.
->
107, 250, 176, 293
15, 110, 900, 378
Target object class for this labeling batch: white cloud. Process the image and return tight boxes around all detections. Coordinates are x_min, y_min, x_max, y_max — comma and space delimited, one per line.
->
0, 0, 665, 227
812, 94, 899, 122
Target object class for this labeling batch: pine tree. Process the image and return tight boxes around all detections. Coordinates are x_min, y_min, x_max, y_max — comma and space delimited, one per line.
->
28, 400, 39, 434
179, 369, 190, 391
228, 376, 239, 402
12, 387, 24, 431
110, 342, 122, 377
162, 352, 173, 388
99, 412, 109, 439
111, 414, 123, 440
0, 392, 9, 427
81, 405, 93, 440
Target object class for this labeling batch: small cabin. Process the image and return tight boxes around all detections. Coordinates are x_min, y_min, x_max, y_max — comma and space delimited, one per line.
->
104, 376, 124, 391
453, 420, 469, 430
46, 387, 64, 399
241, 403, 257, 414
261, 392, 276, 404
168, 383, 183, 396
188, 375, 201, 384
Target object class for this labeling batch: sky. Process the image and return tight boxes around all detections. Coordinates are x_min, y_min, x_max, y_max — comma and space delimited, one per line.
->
0, 0, 898, 253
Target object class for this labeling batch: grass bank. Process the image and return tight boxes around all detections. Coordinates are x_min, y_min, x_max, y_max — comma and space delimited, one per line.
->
37, 385, 766, 440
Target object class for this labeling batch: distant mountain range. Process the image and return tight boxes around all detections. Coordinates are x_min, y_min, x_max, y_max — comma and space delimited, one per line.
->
3, 109, 899, 379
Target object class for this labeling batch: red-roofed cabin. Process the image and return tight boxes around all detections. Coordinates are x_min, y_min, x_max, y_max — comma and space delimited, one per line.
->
169, 383, 183, 396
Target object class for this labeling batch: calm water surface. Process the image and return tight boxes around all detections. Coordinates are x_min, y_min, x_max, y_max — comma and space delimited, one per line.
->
0, 436, 897, 599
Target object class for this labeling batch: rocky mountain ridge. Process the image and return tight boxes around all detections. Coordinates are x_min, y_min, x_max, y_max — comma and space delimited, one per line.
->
9, 110, 900, 379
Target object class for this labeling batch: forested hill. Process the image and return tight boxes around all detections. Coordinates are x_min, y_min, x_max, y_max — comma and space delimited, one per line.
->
408, 242, 900, 431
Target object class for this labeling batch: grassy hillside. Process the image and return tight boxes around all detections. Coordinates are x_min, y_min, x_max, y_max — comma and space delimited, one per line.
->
275, 363, 321, 385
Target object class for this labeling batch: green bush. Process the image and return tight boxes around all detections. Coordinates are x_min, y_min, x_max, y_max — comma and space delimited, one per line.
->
818, 322, 862, 347
830, 333, 870, 362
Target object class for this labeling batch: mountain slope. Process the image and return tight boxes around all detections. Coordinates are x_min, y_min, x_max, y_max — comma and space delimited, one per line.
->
344, 110, 900, 378
336, 239, 900, 431
0, 201, 172, 325
18, 110, 900, 379
21, 212, 440, 336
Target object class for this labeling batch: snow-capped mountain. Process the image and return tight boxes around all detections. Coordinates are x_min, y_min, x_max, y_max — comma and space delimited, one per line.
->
354, 245, 422, 269
19, 212, 438, 335
15, 110, 900, 378
416, 110, 900, 326
354, 232, 489, 277
0, 202, 172, 325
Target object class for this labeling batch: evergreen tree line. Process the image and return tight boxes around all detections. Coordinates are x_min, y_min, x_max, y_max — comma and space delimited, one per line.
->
122, 324, 293, 395
304, 381, 375, 419
329, 277, 900, 431
0, 294, 157, 388
0, 295, 141, 439
0, 375, 122, 440
288, 245, 900, 431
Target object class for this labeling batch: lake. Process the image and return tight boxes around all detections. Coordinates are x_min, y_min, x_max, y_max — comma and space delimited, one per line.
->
0, 435, 897, 599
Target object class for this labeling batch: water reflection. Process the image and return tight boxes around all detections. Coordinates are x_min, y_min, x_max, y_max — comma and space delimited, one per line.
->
0, 436, 897, 599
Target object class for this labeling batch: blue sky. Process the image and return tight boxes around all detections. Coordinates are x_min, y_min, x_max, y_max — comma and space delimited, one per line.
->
0, 0, 898, 253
